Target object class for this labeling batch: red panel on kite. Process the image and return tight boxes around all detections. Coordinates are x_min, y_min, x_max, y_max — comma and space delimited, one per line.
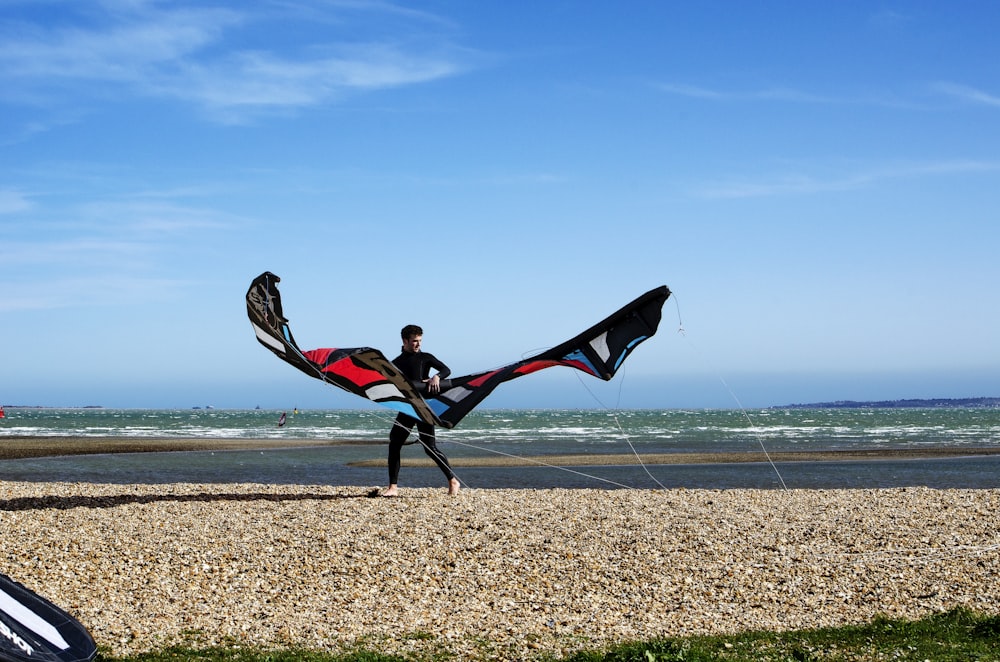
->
247, 272, 670, 428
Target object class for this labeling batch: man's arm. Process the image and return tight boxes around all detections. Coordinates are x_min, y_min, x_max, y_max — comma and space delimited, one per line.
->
423, 353, 450, 395
425, 353, 451, 380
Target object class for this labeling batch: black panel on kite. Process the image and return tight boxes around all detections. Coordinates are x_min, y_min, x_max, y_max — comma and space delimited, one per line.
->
247, 272, 670, 428
0, 572, 97, 662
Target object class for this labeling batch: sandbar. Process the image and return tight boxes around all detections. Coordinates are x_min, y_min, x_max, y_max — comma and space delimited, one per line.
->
4, 436, 1000, 466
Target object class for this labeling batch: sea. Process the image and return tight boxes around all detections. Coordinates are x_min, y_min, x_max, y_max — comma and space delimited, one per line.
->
2, 407, 999, 489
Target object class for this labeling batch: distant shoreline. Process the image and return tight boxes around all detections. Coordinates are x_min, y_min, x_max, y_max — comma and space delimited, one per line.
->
2, 405, 108, 409
777, 397, 1000, 409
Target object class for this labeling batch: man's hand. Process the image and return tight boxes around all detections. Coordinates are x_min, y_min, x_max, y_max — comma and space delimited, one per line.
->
426, 374, 441, 394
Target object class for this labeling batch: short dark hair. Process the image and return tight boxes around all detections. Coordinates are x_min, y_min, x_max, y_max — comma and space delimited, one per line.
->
401, 324, 423, 339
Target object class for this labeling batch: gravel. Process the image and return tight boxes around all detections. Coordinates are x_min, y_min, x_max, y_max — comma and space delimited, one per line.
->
2, 482, 998, 660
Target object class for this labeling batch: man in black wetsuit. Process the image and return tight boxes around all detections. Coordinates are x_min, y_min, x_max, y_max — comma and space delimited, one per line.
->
381, 324, 461, 497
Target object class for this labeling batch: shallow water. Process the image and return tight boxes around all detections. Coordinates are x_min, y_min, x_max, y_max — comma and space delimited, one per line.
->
3, 407, 999, 488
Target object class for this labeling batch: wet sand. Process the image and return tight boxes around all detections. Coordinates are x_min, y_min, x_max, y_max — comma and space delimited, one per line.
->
4, 436, 1000, 465
0, 437, 366, 460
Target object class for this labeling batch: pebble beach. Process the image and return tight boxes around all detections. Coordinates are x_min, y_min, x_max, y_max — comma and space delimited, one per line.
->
2, 474, 999, 660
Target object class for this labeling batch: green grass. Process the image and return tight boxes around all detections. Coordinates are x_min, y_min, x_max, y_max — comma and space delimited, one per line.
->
95, 607, 1000, 662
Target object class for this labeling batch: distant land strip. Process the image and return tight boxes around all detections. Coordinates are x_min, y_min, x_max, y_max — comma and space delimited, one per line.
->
776, 397, 1000, 409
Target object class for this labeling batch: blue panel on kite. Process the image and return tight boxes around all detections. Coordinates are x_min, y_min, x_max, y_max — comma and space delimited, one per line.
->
247, 272, 670, 428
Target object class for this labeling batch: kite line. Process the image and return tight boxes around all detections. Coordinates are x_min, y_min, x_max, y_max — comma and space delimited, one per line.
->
670, 293, 788, 490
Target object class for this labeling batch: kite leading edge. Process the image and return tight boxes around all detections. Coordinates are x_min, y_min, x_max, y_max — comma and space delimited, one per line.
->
246, 271, 670, 429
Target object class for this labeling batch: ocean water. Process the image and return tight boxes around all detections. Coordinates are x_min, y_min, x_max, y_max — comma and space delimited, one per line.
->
2, 407, 999, 489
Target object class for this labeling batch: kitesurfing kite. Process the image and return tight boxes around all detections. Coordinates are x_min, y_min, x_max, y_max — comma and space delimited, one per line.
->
246, 272, 670, 428
0, 572, 97, 662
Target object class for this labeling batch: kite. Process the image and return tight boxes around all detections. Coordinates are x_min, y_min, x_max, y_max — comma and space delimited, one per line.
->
0, 572, 97, 662
246, 272, 670, 429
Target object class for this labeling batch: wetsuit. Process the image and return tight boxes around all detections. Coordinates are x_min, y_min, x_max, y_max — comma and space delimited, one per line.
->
387, 349, 456, 485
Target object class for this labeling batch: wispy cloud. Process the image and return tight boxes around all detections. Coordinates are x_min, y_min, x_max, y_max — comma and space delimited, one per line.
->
152, 46, 461, 116
0, 189, 33, 214
0, 190, 247, 311
0, 274, 192, 313
653, 82, 854, 105
653, 81, 914, 109
0, 198, 234, 271
695, 160, 1000, 199
866, 9, 913, 29
931, 82, 1000, 108
0, 1, 471, 121
0, 7, 233, 80
653, 83, 726, 100
0, 237, 154, 269
0, 114, 84, 147
659, 78, 1000, 112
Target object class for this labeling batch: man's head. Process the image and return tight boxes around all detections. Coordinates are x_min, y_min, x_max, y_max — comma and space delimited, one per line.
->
401, 324, 423, 353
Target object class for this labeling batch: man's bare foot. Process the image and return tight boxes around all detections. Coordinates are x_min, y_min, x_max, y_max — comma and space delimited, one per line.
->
382, 485, 399, 497
447, 478, 460, 496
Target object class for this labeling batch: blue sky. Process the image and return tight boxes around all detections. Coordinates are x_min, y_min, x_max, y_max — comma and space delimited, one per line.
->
2, 0, 998, 410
